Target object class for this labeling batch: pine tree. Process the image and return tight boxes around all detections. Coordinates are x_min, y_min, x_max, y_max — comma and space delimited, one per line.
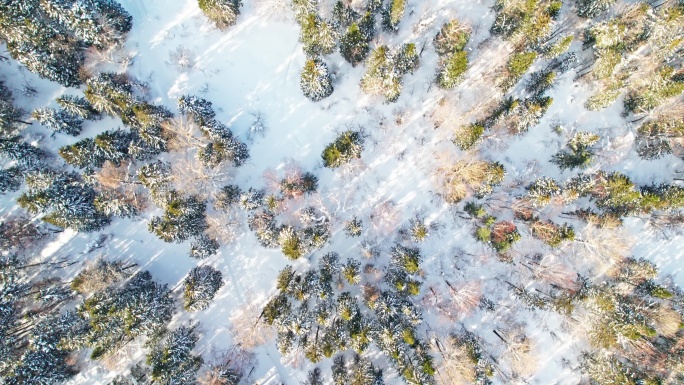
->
526, 68, 557, 96
0, 2, 82, 86
551, 132, 600, 171
342, 259, 361, 285
436, 51, 468, 89
189, 234, 220, 259
322, 130, 363, 168
17, 171, 110, 232
0, 0, 131, 86
0, 80, 26, 138
137, 160, 172, 194
74, 271, 174, 359
340, 19, 372, 66
433, 21, 470, 56
198, 0, 242, 29
85, 73, 137, 117
504, 51, 537, 88
304, 367, 324, 385
291, 0, 318, 23
0, 166, 22, 194
238, 187, 264, 211
299, 14, 337, 57
382, 0, 406, 32
576, 0, 616, 18
344, 217, 363, 237
56, 95, 100, 120
214, 184, 241, 211
331, 1, 358, 31
149, 193, 208, 243
60, 128, 134, 169
453, 123, 484, 150
361, 44, 419, 102
300, 59, 334, 102
0, 137, 44, 171
5, 312, 82, 385
184, 265, 224, 311
332, 353, 385, 385
395, 43, 419, 74
147, 324, 203, 384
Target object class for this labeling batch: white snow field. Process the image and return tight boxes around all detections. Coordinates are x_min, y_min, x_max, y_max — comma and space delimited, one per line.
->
1, 0, 683, 384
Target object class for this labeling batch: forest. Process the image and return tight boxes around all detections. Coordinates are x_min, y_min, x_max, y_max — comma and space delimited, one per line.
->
0, 0, 684, 384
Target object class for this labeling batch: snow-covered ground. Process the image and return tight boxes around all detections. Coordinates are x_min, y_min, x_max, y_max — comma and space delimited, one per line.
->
1, 0, 683, 384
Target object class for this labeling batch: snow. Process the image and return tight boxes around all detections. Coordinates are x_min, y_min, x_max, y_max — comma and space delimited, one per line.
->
1, 0, 683, 384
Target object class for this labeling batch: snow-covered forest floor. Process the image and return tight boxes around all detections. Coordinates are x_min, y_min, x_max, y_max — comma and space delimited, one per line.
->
1, 0, 684, 384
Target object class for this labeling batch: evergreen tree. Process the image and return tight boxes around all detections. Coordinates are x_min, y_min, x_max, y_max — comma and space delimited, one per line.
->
305, 367, 324, 385
147, 324, 203, 384
0, 137, 44, 171
214, 184, 241, 211
382, 0, 406, 32
238, 187, 265, 211
17, 171, 110, 232
5, 312, 82, 385
361, 44, 419, 102
300, 59, 334, 102
109, 363, 150, 385
56, 94, 100, 120
291, 0, 319, 23
436, 51, 468, 89
184, 265, 224, 311
149, 193, 208, 243
504, 51, 537, 88
453, 123, 484, 151
0, 80, 26, 138
576, 0, 616, 18
198, 0, 242, 29
332, 353, 385, 385
635, 118, 684, 160
525, 68, 557, 96
299, 14, 337, 57
0, 166, 22, 194
60, 128, 134, 169
189, 234, 219, 259
331, 1, 358, 31
178, 95, 249, 167
0, 1, 82, 86
85, 72, 137, 117
433, 20, 470, 56
551, 131, 600, 171
322, 130, 363, 168
0, 0, 131, 86
137, 160, 172, 195
344, 217, 363, 237
72, 271, 174, 359
340, 16, 372, 67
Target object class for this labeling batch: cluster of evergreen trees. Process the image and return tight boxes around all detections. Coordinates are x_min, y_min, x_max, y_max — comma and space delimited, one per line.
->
0, 0, 132, 86
262, 247, 435, 384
